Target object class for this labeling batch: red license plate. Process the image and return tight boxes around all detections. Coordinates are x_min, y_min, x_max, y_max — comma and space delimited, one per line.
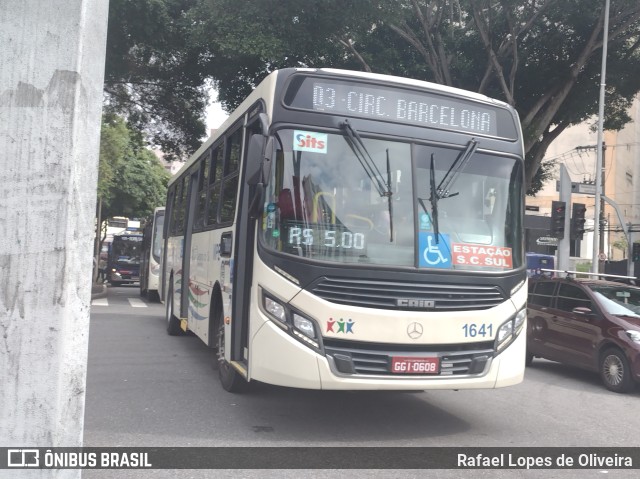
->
391, 356, 440, 374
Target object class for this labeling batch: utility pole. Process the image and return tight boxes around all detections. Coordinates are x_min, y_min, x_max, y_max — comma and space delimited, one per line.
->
591, 0, 610, 274
599, 143, 606, 269
557, 165, 572, 272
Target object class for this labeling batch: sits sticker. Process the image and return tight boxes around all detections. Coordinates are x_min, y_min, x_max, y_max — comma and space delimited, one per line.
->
293, 130, 328, 154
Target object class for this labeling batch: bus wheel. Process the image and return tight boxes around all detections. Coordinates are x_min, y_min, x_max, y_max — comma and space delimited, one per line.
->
600, 347, 635, 393
166, 284, 183, 336
214, 309, 249, 393
525, 350, 534, 367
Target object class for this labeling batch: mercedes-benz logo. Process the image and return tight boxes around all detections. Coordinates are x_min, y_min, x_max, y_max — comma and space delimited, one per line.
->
407, 322, 423, 339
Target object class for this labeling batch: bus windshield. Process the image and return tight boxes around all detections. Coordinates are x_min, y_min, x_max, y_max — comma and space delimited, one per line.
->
261, 129, 523, 271
152, 212, 164, 263
111, 235, 143, 266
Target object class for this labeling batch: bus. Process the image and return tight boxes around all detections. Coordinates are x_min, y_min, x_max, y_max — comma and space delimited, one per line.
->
140, 207, 165, 301
108, 232, 143, 287
162, 68, 527, 392
526, 252, 555, 278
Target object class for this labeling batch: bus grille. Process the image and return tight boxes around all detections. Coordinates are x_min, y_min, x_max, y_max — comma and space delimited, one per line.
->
323, 339, 494, 377
310, 277, 505, 311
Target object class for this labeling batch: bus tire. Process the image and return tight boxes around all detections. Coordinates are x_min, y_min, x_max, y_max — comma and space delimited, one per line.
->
166, 283, 183, 336
214, 306, 249, 393
525, 351, 534, 367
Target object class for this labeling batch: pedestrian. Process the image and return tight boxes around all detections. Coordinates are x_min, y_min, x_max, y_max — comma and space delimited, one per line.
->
98, 257, 107, 282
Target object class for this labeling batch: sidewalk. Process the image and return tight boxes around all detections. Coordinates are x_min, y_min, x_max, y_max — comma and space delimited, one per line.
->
91, 281, 108, 300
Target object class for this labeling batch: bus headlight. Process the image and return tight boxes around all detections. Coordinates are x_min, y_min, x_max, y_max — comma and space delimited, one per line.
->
514, 308, 526, 332
495, 307, 526, 351
497, 320, 513, 346
264, 296, 286, 324
261, 289, 321, 351
293, 313, 316, 340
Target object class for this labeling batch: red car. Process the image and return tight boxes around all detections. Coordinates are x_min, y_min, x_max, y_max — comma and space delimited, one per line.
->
527, 277, 640, 393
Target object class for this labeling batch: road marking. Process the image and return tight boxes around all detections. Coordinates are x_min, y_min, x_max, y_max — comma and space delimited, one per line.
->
92, 298, 109, 306
127, 298, 148, 308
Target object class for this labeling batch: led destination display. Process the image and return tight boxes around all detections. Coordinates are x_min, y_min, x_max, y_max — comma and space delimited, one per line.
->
285, 75, 518, 139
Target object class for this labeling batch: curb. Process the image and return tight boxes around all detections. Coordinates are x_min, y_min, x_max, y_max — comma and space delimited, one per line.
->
91, 282, 108, 300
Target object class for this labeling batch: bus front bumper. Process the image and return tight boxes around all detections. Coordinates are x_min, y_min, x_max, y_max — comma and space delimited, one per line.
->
249, 319, 525, 391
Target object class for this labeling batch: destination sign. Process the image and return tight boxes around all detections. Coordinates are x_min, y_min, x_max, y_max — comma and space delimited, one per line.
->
285, 76, 518, 139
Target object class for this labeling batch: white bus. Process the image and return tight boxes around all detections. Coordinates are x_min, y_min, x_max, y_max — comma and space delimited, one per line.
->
162, 68, 527, 392
140, 207, 165, 301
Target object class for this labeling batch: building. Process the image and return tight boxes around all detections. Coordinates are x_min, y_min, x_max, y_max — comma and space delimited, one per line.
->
526, 96, 640, 263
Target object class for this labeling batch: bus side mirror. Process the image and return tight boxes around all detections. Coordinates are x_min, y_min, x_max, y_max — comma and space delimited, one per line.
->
246, 134, 266, 186
261, 137, 274, 185
246, 135, 273, 219
248, 183, 264, 219
246, 135, 274, 185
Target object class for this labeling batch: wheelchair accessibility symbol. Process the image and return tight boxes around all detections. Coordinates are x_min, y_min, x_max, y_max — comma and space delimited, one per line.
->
419, 232, 451, 269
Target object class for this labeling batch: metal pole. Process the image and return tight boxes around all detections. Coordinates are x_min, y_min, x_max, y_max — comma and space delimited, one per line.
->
94, 196, 102, 282
591, 0, 610, 273
627, 221, 633, 276
557, 165, 571, 272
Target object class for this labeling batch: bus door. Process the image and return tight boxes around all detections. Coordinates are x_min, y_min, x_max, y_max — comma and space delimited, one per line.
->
160, 190, 174, 302
180, 170, 200, 320
229, 115, 264, 368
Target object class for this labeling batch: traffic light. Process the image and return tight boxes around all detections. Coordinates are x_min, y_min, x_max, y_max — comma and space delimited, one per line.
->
633, 243, 640, 262
550, 200, 566, 239
571, 203, 587, 240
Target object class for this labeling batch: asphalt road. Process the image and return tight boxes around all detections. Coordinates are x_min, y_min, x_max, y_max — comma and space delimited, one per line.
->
83, 285, 640, 478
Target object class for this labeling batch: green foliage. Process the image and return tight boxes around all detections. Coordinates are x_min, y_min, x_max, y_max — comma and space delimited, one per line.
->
98, 115, 170, 220
104, 0, 208, 161
104, 0, 640, 190
194, 0, 640, 190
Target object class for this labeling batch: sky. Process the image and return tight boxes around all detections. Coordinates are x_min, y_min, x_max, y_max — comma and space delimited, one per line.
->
206, 91, 229, 132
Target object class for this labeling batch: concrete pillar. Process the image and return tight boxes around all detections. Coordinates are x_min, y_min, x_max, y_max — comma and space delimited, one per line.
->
0, 0, 109, 471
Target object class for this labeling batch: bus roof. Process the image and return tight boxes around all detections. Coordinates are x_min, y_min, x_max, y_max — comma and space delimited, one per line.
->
318, 68, 512, 108
169, 68, 518, 185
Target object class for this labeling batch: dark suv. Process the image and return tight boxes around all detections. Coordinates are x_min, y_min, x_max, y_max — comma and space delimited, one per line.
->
527, 277, 640, 393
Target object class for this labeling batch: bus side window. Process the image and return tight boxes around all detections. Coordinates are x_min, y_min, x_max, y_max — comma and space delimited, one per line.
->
194, 150, 210, 231
207, 144, 224, 226
220, 128, 242, 223
171, 178, 186, 235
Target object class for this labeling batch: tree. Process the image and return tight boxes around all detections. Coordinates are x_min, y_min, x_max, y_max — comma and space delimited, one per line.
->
98, 114, 170, 222
195, 0, 640, 193
104, 0, 210, 161
104, 1, 640, 193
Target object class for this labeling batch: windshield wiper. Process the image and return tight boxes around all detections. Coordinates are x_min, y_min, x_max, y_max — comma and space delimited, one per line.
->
437, 138, 478, 199
417, 153, 441, 243
341, 120, 394, 241
385, 149, 393, 242
340, 120, 391, 198
417, 139, 479, 244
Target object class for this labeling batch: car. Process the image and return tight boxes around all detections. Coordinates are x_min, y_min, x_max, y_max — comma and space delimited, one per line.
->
527, 275, 640, 393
